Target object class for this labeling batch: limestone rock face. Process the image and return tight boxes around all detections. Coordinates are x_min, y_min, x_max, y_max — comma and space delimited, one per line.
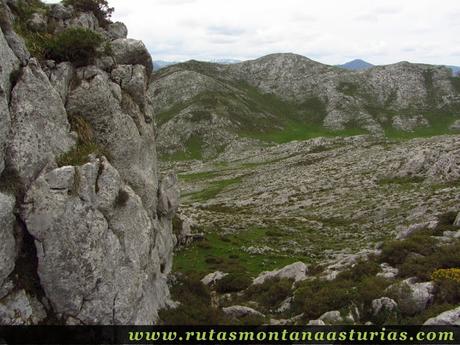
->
0, 1, 177, 326
6, 58, 75, 188
0, 24, 19, 174
0, 193, 15, 288
21, 158, 171, 324
66, 67, 158, 220
110, 38, 153, 74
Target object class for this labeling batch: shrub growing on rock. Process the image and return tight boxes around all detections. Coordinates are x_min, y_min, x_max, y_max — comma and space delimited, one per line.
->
215, 273, 252, 293
44, 28, 103, 66
62, 0, 114, 26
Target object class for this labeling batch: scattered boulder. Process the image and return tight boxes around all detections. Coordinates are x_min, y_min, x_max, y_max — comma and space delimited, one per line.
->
222, 305, 265, 319
201, 271, 228, 286
454, 212, 460, 227
252, 262, 307, 285
424, 306, 460, 325
371, 297, 398, 322
307, 319, 326, 326
388, 278, 435, 315
319, 310, 342, 324
376, 263, 399, 280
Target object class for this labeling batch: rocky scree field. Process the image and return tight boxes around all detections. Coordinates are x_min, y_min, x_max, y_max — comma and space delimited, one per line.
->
154, 56, 460, 324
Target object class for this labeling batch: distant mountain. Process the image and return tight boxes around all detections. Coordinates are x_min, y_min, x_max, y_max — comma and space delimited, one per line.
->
149, 53, 460, 159
337, 59, 374, 71
153, 59, 241, 71
446, 65, 460, 76
210, 58, 241, 64
153, 60, 178, 71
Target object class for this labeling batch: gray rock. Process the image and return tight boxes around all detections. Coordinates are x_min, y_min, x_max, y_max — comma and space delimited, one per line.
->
392, 114, 429, 132
107, 22, 128, 40
70, 12, 98, 30
0, 25, 19, 174
371, 297, 398, 316
253, 262, 307, 285
158, 174, 180, 219
6, 58, 75, 187
111, 64, 147, 106
222, 305, 265, 319
388, 278, 435, 315
49, 3, 74, 20
307, 319, 326, 325
21, 157, 172, 324
0, 290, 47, 325
396, 222, 430, 240
49, 62, 74, 102
201, 271, 228, 286
110, 38, 153, 74
449, 119, 460, 131
427, 149, 460, 183
0, 193, 15, 288
376, 263, 398, 280
319, 310, 342, 324
454, 212, 460, 227
424, 306, 460, 325
3, 30, 30, 65
66, 68, 158, 221
27, 12, 47, 32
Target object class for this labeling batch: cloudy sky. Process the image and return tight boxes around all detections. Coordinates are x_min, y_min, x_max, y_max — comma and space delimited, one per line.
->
45, 0, 460, 66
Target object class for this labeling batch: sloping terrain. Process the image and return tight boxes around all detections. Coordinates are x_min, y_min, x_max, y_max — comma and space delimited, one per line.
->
150, 54, 460, 160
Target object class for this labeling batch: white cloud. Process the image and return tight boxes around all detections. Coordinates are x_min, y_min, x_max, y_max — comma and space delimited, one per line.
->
43, 0, 460, 65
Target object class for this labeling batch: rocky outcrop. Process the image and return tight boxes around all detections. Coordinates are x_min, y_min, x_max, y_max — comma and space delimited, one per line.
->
252, 262, 308, 285
388, 278, 435, 316
424, 306, 460, 325
6, 58, 76, 188
0, 0, 177, 325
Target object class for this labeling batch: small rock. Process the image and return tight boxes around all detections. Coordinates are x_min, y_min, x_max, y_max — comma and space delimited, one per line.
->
319, 310, 342, 324
0, 290, 47, 325
222, 305, 265, 319
388, 278, 435, 315
377, 263, 399, 280
201, 271, 228, 286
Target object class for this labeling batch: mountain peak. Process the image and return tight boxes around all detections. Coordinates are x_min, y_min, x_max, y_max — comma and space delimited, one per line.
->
338, 59, 374, 70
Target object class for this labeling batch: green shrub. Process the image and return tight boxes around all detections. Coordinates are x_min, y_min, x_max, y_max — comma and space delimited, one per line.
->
293, 279, 357, 319
57, 142, 101, 167
215, 273, 252, 294
435, 279, 460, 305
44, 28, 103, 66
159, 274, 227, 325
398, 240, 460, 280
380, 234, 436, 266
62, 0, 114, 26
244, 278, 293, 309
337, 260, 381, 282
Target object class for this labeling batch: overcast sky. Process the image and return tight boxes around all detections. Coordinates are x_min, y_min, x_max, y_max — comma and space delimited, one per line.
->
44, 0, 460, 66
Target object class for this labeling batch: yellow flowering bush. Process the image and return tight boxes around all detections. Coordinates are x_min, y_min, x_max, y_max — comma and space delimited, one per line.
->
431, 268, 460, 283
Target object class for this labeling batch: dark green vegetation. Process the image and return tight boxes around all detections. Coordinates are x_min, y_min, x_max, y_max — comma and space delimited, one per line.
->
10, 0, 109, 65
62, 0, 113, 26
44, 28, 103, 66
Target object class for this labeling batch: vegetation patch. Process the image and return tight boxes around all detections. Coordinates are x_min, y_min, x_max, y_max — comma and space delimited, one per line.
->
62, 0, 114, 26
44, 28, 104, 66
